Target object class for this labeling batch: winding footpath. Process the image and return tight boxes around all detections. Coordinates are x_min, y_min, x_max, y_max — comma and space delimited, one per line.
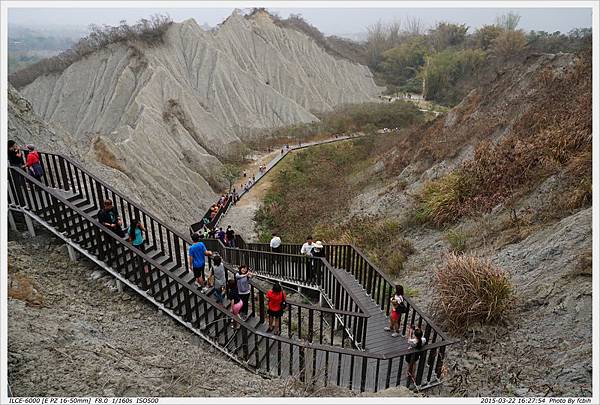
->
217, 134, 362, 236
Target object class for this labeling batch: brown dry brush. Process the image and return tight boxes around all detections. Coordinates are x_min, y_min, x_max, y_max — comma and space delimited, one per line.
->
416, 53, 591, 226
432, 253, 513, 333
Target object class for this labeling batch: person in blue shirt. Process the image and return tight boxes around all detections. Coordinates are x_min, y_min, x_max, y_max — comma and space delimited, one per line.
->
188, 233, 213, 291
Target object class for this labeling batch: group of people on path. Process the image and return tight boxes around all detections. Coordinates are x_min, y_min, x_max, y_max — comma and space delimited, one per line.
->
8, 140, 45, 182
384, 284, 427, 383
188, 234, 286, 333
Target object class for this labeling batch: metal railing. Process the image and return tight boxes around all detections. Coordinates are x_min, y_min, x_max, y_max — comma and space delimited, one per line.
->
7, 149, 455, 391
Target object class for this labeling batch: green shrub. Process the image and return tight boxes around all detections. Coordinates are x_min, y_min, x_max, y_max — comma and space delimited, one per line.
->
433, 253, 513, 333
445, 228, 468, 253
415, 172, 470, 226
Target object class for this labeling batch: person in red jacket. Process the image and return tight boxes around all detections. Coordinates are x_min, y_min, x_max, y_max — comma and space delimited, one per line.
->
25, 144, 44, 181
266, 282, 286, 335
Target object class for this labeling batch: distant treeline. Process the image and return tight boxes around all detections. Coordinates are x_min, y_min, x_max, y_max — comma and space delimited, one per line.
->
9, 14, 172, 89
364, 12, 591, 105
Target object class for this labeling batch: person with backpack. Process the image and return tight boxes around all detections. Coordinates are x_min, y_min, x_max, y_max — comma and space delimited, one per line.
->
235, 265, 252, 320
24, 144, 44, 181
211, 255, 226, 304
188, 233, 213, 291
127, 218, 147, 273
384, 285, 408, 337
97, 199, 125, 237
266, 282, 286, 335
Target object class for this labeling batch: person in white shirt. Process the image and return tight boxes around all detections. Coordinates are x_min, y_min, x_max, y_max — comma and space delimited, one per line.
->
270, 232, 282, 253
300, 236, 314, 257
300, 236, 314, 282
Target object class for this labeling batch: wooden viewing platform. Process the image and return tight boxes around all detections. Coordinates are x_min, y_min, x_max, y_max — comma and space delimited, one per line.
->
7, 148, 456, 393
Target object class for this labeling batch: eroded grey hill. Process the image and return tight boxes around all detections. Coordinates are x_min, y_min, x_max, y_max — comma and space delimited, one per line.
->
15, 10, 381, 232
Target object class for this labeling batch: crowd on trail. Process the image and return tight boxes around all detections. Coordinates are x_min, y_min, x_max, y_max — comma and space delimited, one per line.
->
9, 139, 427, 378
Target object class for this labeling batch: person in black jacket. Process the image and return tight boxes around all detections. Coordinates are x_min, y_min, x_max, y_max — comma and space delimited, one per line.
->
311, 240, 325, 284
97, 199, 125, 237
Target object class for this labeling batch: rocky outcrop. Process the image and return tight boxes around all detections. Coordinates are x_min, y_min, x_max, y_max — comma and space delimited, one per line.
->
11, 11, 381, 233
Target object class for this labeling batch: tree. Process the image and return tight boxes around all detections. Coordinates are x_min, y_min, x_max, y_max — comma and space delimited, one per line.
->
221, 164, 241, 193
428, 22, 468, 51
474, 24, 504, 50
380, 36, 428, 90
496, 11, 521, 31
491, 30, 527, 60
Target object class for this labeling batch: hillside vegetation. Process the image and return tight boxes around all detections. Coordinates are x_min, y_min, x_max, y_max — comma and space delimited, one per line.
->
254, 48, 592, 396
364, 12, 591, 105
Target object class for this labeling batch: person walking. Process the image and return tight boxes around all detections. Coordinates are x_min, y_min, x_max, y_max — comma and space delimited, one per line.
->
300, 236, 314, 282
235, 265, 252, 320
270, 232, 282, 253
226, 225, 235, 248
211, 255, 226, 304
97, 199, 125, 237
24, 144, 44, 181
188, 233, 213, 291
127, 218, 147, 273
217, 227, 226, 244
266, 282, 286, 335
227, 279, 243, 329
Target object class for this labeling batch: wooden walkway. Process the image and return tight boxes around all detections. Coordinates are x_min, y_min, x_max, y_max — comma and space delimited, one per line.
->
7, 149, 454, 393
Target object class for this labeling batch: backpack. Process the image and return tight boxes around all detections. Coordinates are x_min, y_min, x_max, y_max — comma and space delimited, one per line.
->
397, 300, 408, 314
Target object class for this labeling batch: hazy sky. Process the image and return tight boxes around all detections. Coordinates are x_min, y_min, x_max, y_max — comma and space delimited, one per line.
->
8, 6, 593, 37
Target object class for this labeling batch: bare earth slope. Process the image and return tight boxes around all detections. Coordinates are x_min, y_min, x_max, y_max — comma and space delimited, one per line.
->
14, 10, 381, 233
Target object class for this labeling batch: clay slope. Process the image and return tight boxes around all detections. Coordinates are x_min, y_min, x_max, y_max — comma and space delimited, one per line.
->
15, 11, 381, 232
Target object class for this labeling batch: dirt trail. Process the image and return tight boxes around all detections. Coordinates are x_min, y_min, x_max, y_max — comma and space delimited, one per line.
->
221, 150, 282, 240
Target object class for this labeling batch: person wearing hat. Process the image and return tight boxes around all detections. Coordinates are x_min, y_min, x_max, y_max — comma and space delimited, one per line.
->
24, 144, 44, 181
310, 241, 325, 284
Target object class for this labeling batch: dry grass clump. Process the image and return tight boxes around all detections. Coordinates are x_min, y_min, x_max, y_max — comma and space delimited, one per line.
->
414, 172, 470, 226
9, 273, 44, 307
433, 253, 513, 333
415, 54, 591, 227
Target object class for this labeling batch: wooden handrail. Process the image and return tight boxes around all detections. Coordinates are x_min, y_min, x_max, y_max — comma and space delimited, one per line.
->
11, 148, 456, 391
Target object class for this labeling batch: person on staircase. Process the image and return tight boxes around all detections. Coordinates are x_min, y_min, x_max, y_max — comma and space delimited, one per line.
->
127, 218, 147, 273
300, 236, 314, 283
8, 140, 24, 167
8, 140, 26, 205
211, 255, 226, 305
217, 227, 226, 245
227, 279, 243, 330
406, 325, 427, 386
188, 233, 213, 292
24, 144, 44, 182
235, 265, 253, 321
97, 199, 125, 238
384, 285, 408, 337
266, 282, 286, 335
311, 240, 325, 284
225, 226, 235, 248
